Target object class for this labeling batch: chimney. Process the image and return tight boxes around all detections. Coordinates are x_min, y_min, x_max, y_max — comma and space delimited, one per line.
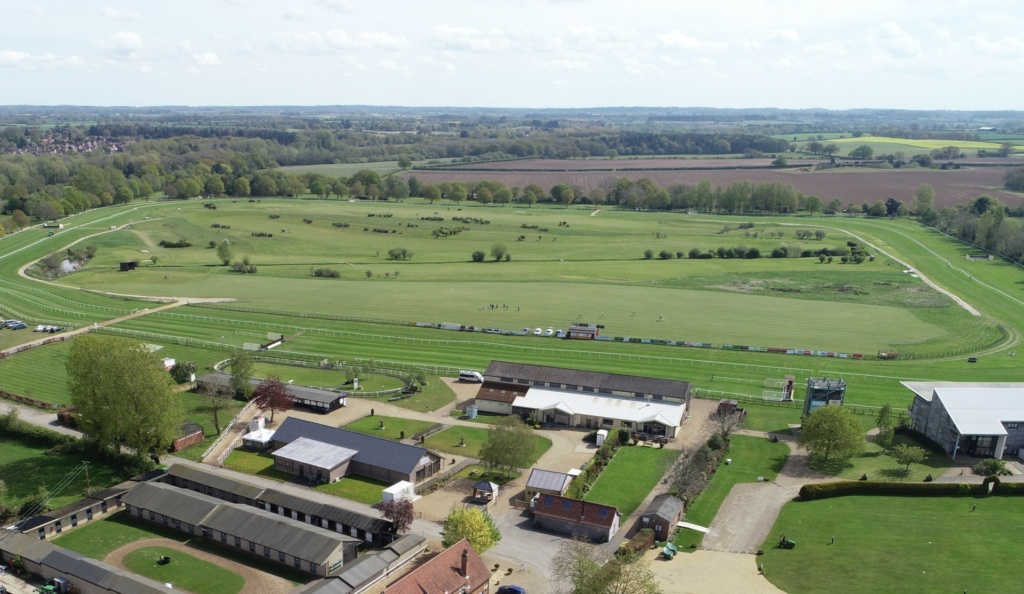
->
460, 548, 469, 577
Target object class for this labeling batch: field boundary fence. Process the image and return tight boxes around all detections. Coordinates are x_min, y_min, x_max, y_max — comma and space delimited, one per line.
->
188, 302, 413, 327
202, 398, 258, 463
896, 325, 1009, 360
0, 278, 135, 315
694, 388, 801, 408
415, 458, 477, 497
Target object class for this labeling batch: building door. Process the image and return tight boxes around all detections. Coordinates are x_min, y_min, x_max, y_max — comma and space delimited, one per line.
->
585, 418, 592, 428
965, 435, 996, 457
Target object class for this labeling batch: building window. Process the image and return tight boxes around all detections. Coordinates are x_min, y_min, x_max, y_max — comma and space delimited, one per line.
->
264, 547, 271, 557
565, 384, 578, 390
188, 524, 195, 535
655, 524, 662, 532
279, 552, 286, 562
249, 542, 255, 552
533, 380, 544, 386
149, 511, 155, 520
598, 389, 612, 395
517, 379, 530, 385
235, 537, 241, 547
70, 514, 77, 526
582, 387, 595, 393
621, 421, 632, 429
652, 394, 663, 401
310, 562, 317, 573
221, 532, 227, 543
1006, 422, 1020, 429
602, 419, 614, 426
294, 557, 301, 568
562, 501, 572, 509
500, 377, 513, 382
161, 515, 168, 525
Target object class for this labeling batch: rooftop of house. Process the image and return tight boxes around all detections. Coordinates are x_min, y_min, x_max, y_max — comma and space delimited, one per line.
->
384, 539, 489, 594
533, 494, 619, 529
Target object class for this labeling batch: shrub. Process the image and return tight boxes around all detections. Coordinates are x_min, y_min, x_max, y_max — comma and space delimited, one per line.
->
658, 250, 673, 260
707, 434, 726, 451
799, 481, 984, 500
688, 248, 702, 259
312, 268, 340, 278
643, 249, 654, 259
973, 459, 1010, 476
471, 250, 486, 262
158, 239, 192, 248
771, 247, 788, 258
268, 214, 280, 219
745, 247, 761, 258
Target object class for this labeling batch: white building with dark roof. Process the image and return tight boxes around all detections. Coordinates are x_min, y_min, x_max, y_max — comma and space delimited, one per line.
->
475, 361, 689, 437
905, 381, 1024, 459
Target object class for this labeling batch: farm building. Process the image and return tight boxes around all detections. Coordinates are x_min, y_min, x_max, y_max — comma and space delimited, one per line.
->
163, 463, 265, 505
272, 417, 442, 484
384, 538, 490, 594
639, 494, 685, 537
481, 361, 691, 403
0, 532, 168, 594
532, 494, 620, 542
122, 481, 359, 576
16, 487, 127, 541
474, 362, 690, 437
257, 488, 394, 543
160, 463, 395, 542
304, 535, 426, 594
197, 372, 345, 413
905, 381, 1024, 460
524, 468, 573, 501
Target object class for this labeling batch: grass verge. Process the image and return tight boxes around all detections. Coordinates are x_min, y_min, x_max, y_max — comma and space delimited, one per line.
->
584, 446, 681, 516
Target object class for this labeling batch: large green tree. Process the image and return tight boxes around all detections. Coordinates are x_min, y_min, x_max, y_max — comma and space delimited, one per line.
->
551, 536, 662, 594
480, 415, 535, 476
798, 406, 865, 466
441, 507, 501, 553
229, 348, 255, 400
67, 335, 182, 458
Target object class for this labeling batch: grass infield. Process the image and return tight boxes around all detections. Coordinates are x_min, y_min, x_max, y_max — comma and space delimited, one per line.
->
423, 425, 552, 466
341, 415, 434, 441
123, 545, 244, 594
314, 475, 391, 505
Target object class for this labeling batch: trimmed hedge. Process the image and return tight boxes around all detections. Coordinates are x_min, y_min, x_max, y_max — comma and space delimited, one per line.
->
799, 481, 986, 500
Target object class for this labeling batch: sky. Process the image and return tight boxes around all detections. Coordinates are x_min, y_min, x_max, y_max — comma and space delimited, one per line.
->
2, 0, 1022, 110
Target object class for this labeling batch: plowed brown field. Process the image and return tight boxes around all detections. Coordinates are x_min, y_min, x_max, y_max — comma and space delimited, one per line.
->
405, 163, 1021, 210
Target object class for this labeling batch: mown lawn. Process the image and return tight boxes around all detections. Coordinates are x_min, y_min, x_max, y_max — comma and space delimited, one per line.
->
341, 415, 434, 441
762, 496, 1022, 594
423, 426, 552, 466
832, 434, 952, 481
389, 377, 456, 413
222, 450, 291, 481
584, 446, 681, 516
675, 435, 790, 550
314, 475, 391, 505
123, 546, 244, 594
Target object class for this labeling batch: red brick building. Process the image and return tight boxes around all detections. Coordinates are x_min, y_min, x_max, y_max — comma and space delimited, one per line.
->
384, 538, 490, 594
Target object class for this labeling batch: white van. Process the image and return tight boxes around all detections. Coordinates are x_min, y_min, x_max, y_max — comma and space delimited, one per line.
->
459, 370, 484, 383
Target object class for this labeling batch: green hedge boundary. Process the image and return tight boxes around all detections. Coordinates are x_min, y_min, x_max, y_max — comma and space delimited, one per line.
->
799, 477, 1024, 500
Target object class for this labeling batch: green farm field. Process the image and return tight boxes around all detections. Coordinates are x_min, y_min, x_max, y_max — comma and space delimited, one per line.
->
761, 496, 1024, 594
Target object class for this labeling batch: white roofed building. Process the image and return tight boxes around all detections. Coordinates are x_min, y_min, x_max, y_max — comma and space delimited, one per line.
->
905, 381, 1024, 460
511, 386, 686, 437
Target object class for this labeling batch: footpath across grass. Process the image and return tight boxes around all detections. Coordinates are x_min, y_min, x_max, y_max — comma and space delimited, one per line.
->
762, 495, 1022, 594
584, 446, 680, 517
675, 435, 789, 550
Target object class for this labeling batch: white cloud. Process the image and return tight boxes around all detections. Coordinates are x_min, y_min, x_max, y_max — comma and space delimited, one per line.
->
318, 0, 354, 13
378, 60, 398, 70
0, 50, 30, 66
541, 59, 590, 71
765, 28, 800, 44
802, 41, 847, 55
658, 30, 727, 52
770, 58, 795, 70
867, 22, 922, 59
283, 8, 308, 21
431, 25, 510, 53
962, 34, 1024, 59
95, 31, 144, 60
102, 6, 140, 21
194, 52, 222, 66
0, 50, 84, 70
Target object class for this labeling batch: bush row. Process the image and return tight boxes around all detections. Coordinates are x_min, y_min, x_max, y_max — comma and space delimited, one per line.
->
798, 481, 989, 500
158, 239, 192, 248
311, 268, 340, 278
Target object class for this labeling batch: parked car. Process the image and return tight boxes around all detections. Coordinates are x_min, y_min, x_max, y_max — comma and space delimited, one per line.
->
35, 325, 46, 332
533, 328, 543, 335
544, 327, 554, 337
555, 329, 566, 338
6, 320, 27, 330
497, 587, 526, 594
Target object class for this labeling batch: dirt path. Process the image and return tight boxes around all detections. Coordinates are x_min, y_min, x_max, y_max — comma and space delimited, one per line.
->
103, 537, 296, 594
701, 432, 837, 554
646, 548, 784, 594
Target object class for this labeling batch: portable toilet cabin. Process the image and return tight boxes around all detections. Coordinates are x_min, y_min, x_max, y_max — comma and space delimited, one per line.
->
595, 429, 608, 447
466, 404, 479, 419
